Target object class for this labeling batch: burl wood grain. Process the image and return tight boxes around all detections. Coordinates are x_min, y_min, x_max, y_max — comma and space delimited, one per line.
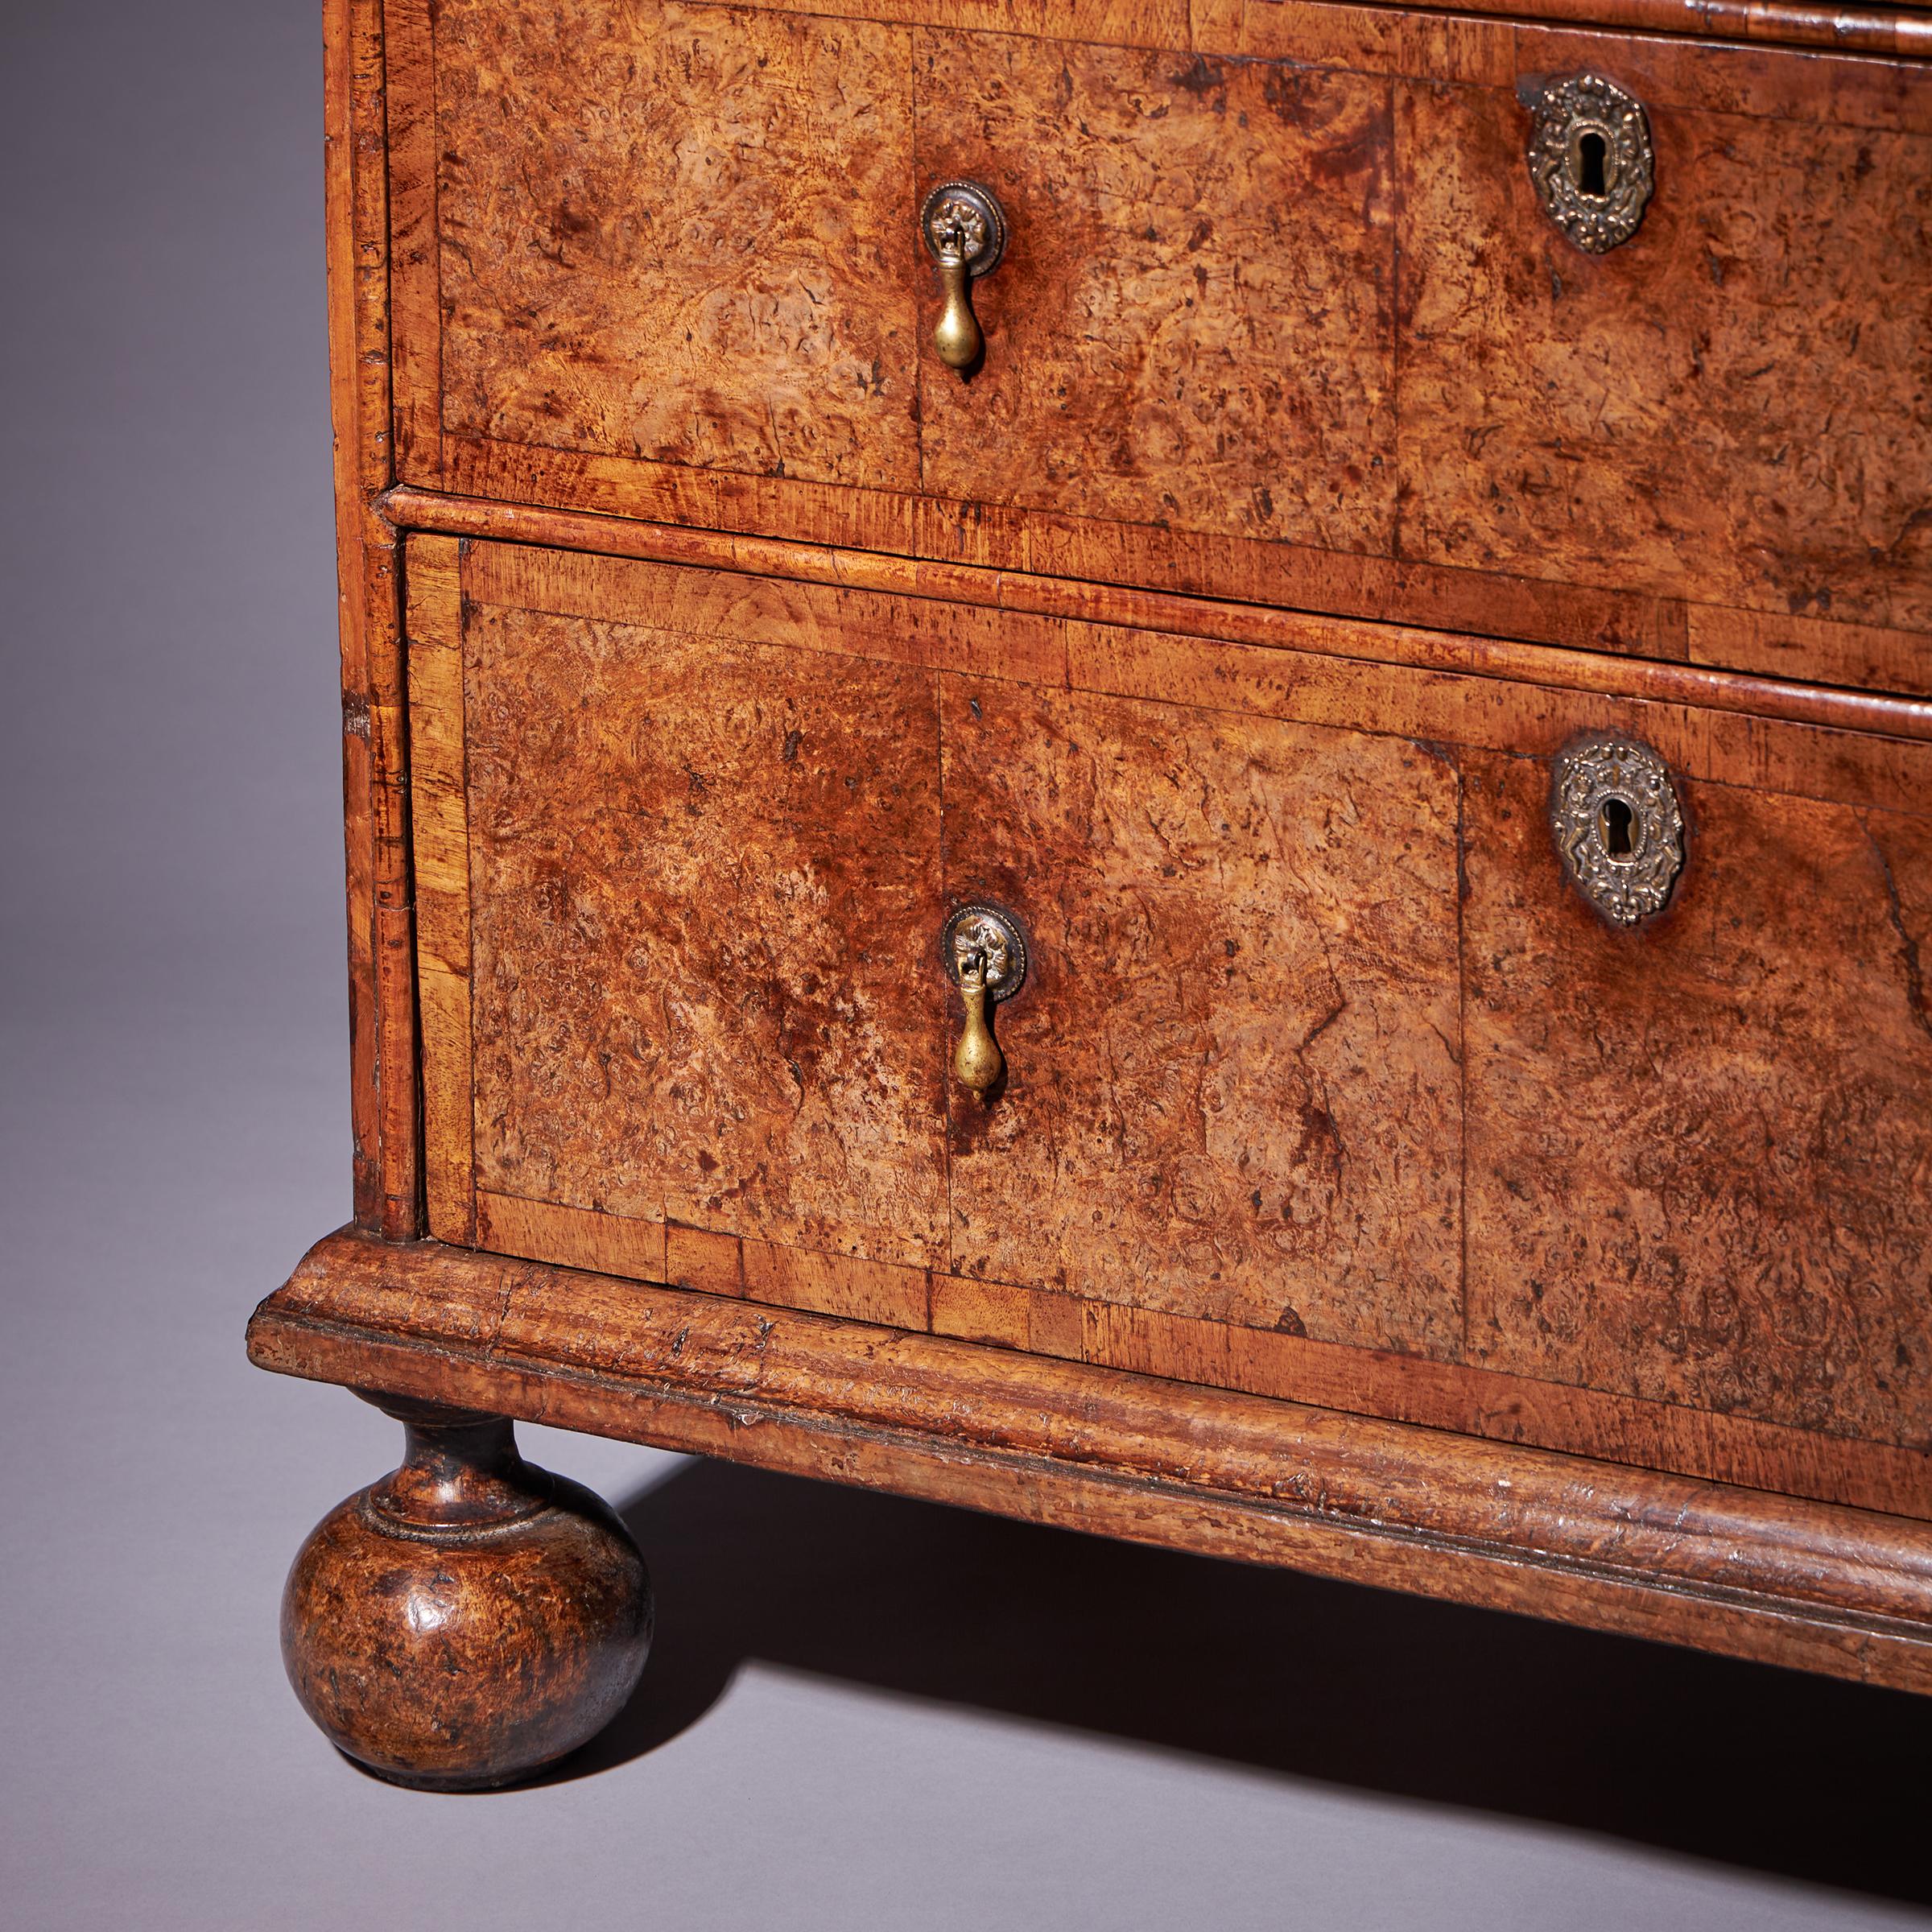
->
463, 587, 950, 1268
916, 32, 1397, 557
452, 545, 1463, 1350
1398, 77, 1932, 633
428, 543, 1932, 1468
1466, 756, 1932, 1446
434, 0, 918, 490
252, 1232, 1932, 1696
282, 1397, 650, 1788
284, 0, 1932, 1744
942, 675, 1464, 1356
389, 1, 1932, 687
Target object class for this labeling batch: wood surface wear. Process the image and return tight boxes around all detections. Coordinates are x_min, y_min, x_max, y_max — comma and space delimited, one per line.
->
332, 0, 418, 1235
386, 0, 1932, 691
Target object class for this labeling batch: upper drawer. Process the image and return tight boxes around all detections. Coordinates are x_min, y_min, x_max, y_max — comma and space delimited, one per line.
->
386, 0, 1932, 690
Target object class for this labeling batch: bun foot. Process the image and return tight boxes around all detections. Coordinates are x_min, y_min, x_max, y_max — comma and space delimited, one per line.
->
281, 1395, 652, 1790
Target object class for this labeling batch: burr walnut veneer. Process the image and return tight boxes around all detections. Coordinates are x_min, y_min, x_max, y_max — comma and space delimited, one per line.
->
252, 0, 1932, 1787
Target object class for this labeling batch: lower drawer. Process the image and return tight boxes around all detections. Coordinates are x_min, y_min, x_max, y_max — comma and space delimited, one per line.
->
405, 534, 1932, 1517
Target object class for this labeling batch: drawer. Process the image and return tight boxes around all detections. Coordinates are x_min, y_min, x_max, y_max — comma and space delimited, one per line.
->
390, 0, 1932, 691
407, 533, 1932, 1517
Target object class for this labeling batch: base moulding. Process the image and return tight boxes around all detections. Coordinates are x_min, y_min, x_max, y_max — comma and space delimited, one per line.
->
250, 1229, 1932, 1696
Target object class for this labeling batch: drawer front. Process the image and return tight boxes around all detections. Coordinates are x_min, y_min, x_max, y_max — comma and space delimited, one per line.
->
415, 538, 1463, 1353
460, 577, 951, 1269
391, 0, 1932, 690
426, 0, 919, 493
408, 535, 1932, 1516
940, 675, 1462, 1353
1397, 64, 1932, 641
1464, 762, 1932, 1444
912, 33, 1397, 560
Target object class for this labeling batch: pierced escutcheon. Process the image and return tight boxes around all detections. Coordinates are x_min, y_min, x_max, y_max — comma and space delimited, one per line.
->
941, 903, 1026, 1097
1525, 72, 1654, 254
1550, 734, 1685, 927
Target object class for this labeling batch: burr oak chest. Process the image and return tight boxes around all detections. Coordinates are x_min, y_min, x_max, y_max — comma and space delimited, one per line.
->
250, 0, 1932, 1788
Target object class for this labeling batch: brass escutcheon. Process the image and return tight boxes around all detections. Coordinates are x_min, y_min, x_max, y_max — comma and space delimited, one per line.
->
1550, 734, 1685, 927
920, 180, 1007, 372
1525, 73, 1654, 254
941, 903, 1026, 1098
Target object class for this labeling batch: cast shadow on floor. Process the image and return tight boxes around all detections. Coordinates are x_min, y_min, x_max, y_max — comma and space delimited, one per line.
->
543, 1457, 1928, 1904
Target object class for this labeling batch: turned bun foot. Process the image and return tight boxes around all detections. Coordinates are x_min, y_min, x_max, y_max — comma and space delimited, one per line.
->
281, 1395, 652, 1790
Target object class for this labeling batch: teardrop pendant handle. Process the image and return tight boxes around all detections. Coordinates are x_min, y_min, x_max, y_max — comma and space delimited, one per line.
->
933, 255, 982, 370
921, 180, 1006, 374
941, 903, 1026, 1101
952, 958, 1002, 1095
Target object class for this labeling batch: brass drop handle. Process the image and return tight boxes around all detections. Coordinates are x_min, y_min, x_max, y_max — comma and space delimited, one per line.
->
933, 256, 980, 371
954, 952, 1003, 1095
921, 181, 1006, 373
942, 904, 1026, 1100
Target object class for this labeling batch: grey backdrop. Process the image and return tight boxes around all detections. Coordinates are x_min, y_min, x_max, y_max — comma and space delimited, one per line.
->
2, 4, 1926, 1927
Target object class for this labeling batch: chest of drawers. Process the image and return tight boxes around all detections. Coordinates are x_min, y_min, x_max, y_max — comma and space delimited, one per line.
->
250, 0, 1932, 1790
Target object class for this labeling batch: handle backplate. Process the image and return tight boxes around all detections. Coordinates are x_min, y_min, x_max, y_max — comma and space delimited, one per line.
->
921, 180, 1007, 279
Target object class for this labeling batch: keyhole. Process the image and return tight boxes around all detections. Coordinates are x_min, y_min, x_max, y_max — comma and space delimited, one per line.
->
1600, 795, 1636, 858
1577, 130, 1608, 196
